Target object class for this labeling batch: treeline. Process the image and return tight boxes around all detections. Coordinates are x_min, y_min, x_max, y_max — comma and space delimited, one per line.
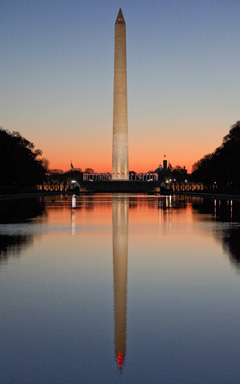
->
0, 128, 48, 187
192, 121, 240, 192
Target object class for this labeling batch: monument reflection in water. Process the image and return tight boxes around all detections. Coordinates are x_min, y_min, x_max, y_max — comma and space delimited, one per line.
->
112, 196, 128, 369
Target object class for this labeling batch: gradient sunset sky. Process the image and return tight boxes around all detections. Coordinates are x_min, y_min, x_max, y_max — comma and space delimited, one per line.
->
1, 0, 239, 173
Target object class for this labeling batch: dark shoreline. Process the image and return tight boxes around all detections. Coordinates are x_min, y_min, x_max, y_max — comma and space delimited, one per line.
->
0, 191, 70, 200
0, 190, 240, 201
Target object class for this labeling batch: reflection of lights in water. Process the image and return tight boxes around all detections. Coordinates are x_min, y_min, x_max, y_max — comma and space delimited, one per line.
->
112, 196, 128, 370
158, 197, 172, 234
158, 199, 162, 233
72, 195, 76, 209
72, 209, 75, 236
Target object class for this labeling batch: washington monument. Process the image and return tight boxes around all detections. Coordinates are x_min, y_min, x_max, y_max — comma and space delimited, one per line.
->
112, 9, 129, 180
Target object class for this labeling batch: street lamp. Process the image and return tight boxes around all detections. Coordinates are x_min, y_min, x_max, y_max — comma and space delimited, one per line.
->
72, 180, 80, 188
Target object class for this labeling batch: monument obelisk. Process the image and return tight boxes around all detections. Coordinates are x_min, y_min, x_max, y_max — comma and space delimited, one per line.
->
112, 9, 129, 181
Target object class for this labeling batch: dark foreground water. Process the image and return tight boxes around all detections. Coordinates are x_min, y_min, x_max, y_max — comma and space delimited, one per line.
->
1, 194, 240, 384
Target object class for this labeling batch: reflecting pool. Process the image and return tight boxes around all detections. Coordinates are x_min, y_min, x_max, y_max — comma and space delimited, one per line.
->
1, 194, 240, 384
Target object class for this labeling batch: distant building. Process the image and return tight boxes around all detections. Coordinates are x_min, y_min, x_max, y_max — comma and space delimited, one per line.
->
83, 173, 111, 181
83, 172, 158, 182
129, 172, 158, 181
163, 159, 167, 170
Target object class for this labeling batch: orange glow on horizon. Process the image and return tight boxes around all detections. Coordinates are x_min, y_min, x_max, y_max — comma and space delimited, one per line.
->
40, 121, 225, 174
47, 157, 197, 174
46, 152, 196, 174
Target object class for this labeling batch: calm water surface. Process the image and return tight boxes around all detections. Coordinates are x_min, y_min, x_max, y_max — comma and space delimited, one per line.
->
1, 194, 240, 384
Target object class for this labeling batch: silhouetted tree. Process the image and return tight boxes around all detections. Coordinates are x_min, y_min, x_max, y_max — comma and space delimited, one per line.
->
192, 121, 240, 191
84, 168, 94, 174
172, 165, 187, 182
0, 128, 48, 187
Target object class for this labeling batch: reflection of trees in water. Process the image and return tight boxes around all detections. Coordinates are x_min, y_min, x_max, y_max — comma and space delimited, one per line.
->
0, 234, 33, 261
192, 198, 240, 270
192, 197, 240, 222
0, 197, 46, 224
0, 198, 45, 262
222, 227, 240, 269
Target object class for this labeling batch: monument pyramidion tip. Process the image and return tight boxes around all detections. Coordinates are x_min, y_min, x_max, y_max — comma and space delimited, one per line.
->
116, 8, 125, 24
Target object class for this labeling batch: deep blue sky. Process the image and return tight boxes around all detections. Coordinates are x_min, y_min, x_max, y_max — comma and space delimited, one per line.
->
1, 0, 239, 171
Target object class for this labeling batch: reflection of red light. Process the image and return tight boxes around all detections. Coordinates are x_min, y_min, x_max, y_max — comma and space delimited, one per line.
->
117, 351, 124, 369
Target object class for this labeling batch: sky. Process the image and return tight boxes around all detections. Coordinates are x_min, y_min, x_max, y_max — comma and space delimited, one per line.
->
1, 0, 240, 173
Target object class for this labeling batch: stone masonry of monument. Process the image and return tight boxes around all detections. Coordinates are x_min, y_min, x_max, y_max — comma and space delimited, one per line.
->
112, 9, 129, 181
